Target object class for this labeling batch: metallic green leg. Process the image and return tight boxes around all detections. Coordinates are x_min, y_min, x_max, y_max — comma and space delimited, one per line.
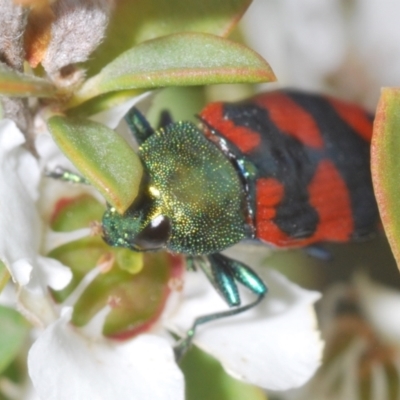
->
174, 292, 266, 362
46, 166, 89, 185
174, 253, 268, 361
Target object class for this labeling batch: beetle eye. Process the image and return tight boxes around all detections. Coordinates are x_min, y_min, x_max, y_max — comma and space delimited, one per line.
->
133, 215, 171, 251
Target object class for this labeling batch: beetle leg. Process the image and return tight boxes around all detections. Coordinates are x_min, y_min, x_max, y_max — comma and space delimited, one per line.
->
45, 166, 89, 185
174, 290, 265, 362
210, 253, 267, 297
125, 107, 155, 144
157, 109, 174, 129
185, 256, 197, 272
173, 253, 267, 361
197, 255, 241, 307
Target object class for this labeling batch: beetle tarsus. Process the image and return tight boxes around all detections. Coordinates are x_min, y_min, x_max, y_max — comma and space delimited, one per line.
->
304, 244, 332, 261
173, 292, 266, 362
46, 166, 89, 185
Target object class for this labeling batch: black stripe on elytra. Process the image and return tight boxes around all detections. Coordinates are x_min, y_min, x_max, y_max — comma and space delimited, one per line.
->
286, 90, 379, 239
222, 100, 321, 240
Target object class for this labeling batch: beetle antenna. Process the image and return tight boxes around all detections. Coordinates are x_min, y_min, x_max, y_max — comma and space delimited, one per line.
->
173, 291, 266, 362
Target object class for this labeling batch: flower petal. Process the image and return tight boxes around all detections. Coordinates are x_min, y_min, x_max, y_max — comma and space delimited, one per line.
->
28, 312, 184, 400
36, 256, 72, 291
166, 267, 322, 391
0, 121, 72, 292
0, 120, 41, 287
355, 274, 400, 346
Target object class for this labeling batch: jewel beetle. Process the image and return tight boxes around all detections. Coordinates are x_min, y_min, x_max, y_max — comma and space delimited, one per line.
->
103, 90, 379, 254
53, 89, 379, 358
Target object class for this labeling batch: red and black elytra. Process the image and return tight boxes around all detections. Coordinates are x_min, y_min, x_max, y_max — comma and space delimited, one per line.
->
200, 89, 379, 248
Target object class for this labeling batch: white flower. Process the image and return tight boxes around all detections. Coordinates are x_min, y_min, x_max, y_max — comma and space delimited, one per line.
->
0, 118, 323, 399
242, 0, 345, 93
242, 0, 400, 108
28, 309, 183, 400
0, 119, 71, 293
284, 274, 400, 400
0, 120, 184, 400
166, 258, 323, 391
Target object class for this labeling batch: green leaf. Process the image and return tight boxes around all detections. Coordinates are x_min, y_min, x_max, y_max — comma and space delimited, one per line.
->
371, 88, 400, 268
0, 64, 56, 97
181, 346, 267, 400
66, 89, 143, 118
84, 0, 252, 77
69, 33, 276, 108
47, 116, 143, 214
0, 306, 29, 374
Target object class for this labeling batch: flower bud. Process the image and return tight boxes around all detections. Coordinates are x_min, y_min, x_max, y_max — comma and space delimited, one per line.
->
26, 0, 113, 88
0, 0, 28, 71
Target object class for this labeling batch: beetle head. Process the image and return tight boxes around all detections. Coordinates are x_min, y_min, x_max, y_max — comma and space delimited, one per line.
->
102, 204, 171, 252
